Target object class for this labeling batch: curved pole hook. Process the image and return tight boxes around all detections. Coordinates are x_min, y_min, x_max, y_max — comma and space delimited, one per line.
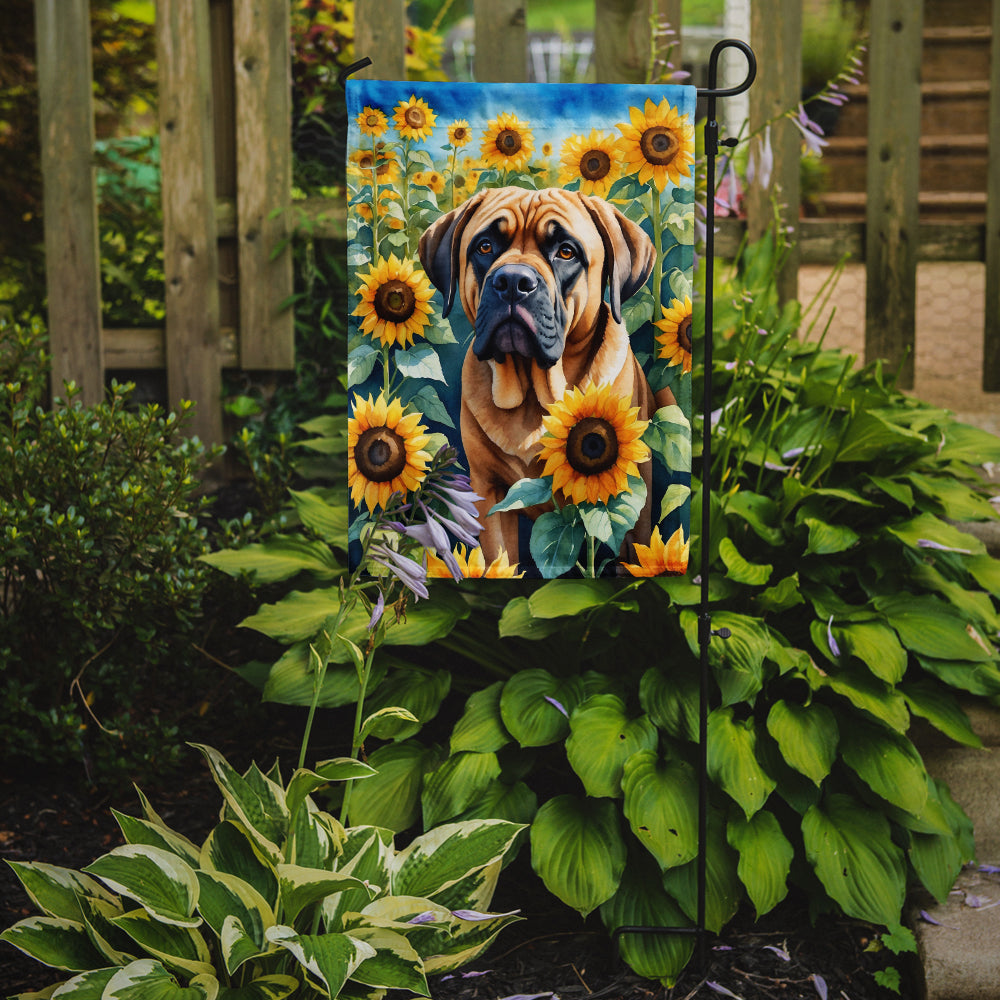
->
698, 38, 756, 99
337, 57, 373, 90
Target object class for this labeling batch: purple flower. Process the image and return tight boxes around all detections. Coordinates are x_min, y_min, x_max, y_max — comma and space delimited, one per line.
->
811, 974, 828, 1000
706, 983, 742, 999
407, 911, 438, 925
763, 944, 790, 961
715, 156, 742, 215
746, 124, 774, 190
402, 505, 464, 580
544, 695, 569, 718
451, 908, 520, 921
917, 538, 973, 554
827, 615, 841, 658
423, 479, 484, 547
367, 590, 385, 631
791, 104, 828, 156
369, 543, 429, 600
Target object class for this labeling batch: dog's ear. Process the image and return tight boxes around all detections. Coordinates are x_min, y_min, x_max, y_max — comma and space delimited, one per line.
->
578, 194, 655, 324
418, 191, 488, 318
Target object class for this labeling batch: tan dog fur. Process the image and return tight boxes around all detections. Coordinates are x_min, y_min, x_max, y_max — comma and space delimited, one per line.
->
419, 186, 672, 564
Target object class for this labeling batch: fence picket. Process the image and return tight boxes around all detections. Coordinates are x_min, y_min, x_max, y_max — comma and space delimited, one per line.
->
983, 0, 1000, 390
864, 0, 923, 390
355, 0, 407, 80
34, 0, 103, 405
474, 0, 527, 82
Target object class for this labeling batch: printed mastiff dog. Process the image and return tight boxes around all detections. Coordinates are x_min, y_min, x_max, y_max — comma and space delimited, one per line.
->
418, 185, 671, 564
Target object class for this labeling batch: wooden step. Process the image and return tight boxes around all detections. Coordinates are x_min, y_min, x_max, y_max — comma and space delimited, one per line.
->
821, 134, 989, 193
922, 25, 993, 83
813, 189, 987, 222
834, 80, 991, 137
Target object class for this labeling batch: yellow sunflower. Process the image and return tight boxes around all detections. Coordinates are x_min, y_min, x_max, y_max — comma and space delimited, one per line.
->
352, 253, 435, 347
615, 98, 695, 191
412, 170, 446, 195
351, 188, 405, 230
558, 130, 620, 197
356, 105, 388, 137
348, 144, 401, 185
481, 112, 534, 172
448, 119, 472, 148
621, 525, 689, 576
451, 168, 483, 206
654, 295, 693, 373
426, 544, 524, 579
393, 94, 437, 141
537, 382, 651, 506
348, 393, 431, 514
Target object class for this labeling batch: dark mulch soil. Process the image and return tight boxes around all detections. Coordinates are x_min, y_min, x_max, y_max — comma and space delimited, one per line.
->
1, 747, 915, 1000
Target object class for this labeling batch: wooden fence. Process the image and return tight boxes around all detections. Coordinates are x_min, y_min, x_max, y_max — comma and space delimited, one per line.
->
33, 0, 1000, 445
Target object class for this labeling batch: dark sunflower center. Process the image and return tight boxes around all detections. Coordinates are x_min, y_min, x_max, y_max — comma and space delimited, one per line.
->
453, 126, 468, 142
365, 114, 380, 128
639, 125, 680, 166
356, 426, 407, 482
454, 173, 467, 189
678, 316, 693, 353
495, 128, 522, 156
373, 278, 416, 323
581, 149, 611, 181
404, 106, 426, 129
566, 417, 619, 475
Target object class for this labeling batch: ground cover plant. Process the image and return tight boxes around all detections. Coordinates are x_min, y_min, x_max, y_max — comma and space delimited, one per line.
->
201, 226, 1000, 988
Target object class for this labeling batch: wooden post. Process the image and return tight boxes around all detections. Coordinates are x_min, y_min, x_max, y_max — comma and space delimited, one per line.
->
747, 0, 801, 305
474, 0, 527, 83
594, 0, 654, 84
864, 0, 923, 389
157, 0, 223, 444
34, 0, 104, 405
983, 0, 1000, 391
354, 0, 407, 80
233, 0, 294, 369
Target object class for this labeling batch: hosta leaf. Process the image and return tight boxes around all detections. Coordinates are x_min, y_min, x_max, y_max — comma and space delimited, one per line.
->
200, 536, 341, 584
498, 597, 566, 639
45, 967, 117, 998
834, 410, 926, 463
288, 489, 348, 545
727, 811, 793, 917
216, 975, 299, 1000
111, 909, 214, 978
707, 708, 776, 818
724, 490, 784, 545
803, 794, 906, 926
639, 664, 699, 742
276, 865, 374, 925
901, 680, 982, 748
362, 667, 451, 740
527, 579, 618, 618
103, 959, 218, 1000
347, 740, 442, 832
680, 610, 770, 706
499, 670, 585, 747
803, 517, 859, 556
838, 718, 928, 816
755, 573, 805, 614
199, 822, 278, 910
450, 682, 511, 754
812, 663, 910, 732
111, 812, 201, 868
423, 906, 522, 974
906, 472, 998, 521
530, 795, 626, 917
599, 853, 694, 986
421, 751, 502, 828
874, 594, 995, 662
392, 820, 524, 900
322, 829, 393, 930
345, 926, 429, 994
909, 782, 967, 908
265, 926, 375, 997
886, 511, 985, 556
0, 916, 107, 971
718, 537, 772, 586
833, 621, 907, 684
661, 811, 741, 933
195, 871, 273, 973
916, 655, 1000, 697
285, 759, 376, 822
359, 706, 421, 742
260, 645, 382, 709
967, 553, 1000, 597
621, 751, 699, 870
83, 846, 200, 928
765, 700, 838, 786
453, 779, 538, 827
565, 695, 658, 798
5, 862, 118, 923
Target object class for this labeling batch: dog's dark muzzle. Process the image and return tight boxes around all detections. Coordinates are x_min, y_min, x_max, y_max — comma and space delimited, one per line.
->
473, 263, 564, 367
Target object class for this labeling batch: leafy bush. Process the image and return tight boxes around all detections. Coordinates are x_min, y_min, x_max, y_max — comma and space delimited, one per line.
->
207, 231, 1000, 985
1, 744, 524, 998
0, 317, 220, 783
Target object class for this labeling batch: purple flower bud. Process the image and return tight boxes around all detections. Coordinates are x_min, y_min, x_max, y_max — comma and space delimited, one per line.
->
367, 590, 385, 631
369, 543, 429, 600
812, 974, 828, 1000
544, 695, 569, 717
827, 615, 841, 658
407, 911, 438, 924
917, 539, 972, 554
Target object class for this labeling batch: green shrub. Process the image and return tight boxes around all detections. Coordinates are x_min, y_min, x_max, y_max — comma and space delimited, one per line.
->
1, 743, 524, 998
0, 317, 220, 783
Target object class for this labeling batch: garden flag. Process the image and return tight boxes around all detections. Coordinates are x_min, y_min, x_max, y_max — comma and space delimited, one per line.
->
346, 80, 695, 579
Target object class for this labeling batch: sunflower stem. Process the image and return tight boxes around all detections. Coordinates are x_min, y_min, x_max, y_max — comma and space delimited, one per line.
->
587, 533, 597, 578
370, 133, 381, 265
650, 189, 665, 320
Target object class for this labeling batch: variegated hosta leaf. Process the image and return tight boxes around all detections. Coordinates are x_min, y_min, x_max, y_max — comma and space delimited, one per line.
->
285, 760, 375, 824
621, 751, 699, 871
288, 802, 343, 870
802, 793, 906, 926
277, 864, 375, 925
265, 925, 376, 998
450, 681, 511, 754
423, 907, 522, 975
420, 751, 502, 828
765, 700, 838, 786
102, 958, 218, 999
391, 820, 524, 901
706, 707, 776, 818
83, 846, 200, 928
4, 861, 117, 922
566, 695, 658, 799
499, 669, 585, 747
599, 854, 694, 987
200, 822, 278, 910
191, 745, 287, 863
77, 894, 136, 966
0, 916, 107, 971
323, 829, 393, 931
112, 810, 202, 868
345, 926, 429, 995
726, 810, 793, 918
529, 795, 626, 917
214, 974, 299, 1000
44, 966, 117, 997
195, 871, 274, 973
110, 908, 214, 978
425, 859, 501, 915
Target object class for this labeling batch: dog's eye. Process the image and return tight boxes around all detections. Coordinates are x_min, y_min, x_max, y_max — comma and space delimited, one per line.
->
475, 238, 492, 255
556, 243, 576, 260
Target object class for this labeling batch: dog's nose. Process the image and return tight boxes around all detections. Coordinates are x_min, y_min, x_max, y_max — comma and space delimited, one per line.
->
490, 264, 538, 303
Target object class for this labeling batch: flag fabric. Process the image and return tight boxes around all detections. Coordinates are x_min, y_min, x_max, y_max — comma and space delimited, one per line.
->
346, 80, 695, 579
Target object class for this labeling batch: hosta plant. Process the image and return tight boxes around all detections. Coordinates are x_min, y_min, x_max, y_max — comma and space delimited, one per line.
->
1, 744, 523, 999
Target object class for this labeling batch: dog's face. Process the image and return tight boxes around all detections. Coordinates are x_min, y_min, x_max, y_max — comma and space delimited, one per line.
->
419, 186, 654, 382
